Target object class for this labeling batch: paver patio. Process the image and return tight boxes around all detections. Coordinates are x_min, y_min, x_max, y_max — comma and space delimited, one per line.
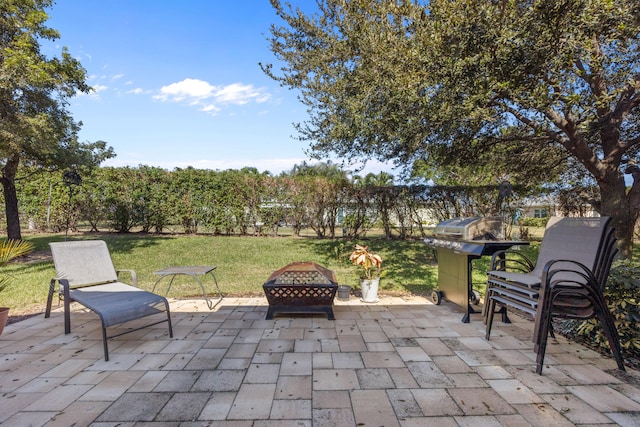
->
1, 295, 639, 426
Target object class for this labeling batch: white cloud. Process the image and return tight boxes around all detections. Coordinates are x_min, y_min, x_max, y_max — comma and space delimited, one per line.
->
201, 104, 221, 113
214, 83, 270, 104
127, 88, 149, 95
257, 95, 271, 103
154, 78, 271, 114
76, 73, 128, 99
156, 78, 215, 102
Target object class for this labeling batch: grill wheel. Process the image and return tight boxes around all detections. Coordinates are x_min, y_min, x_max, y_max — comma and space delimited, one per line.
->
432, 290, 443, 305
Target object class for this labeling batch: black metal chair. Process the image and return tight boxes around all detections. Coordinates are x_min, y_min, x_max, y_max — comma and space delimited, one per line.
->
484, 217, 625, 374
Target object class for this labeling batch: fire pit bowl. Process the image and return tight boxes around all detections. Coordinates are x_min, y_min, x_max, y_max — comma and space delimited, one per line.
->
262, 261, 338, 320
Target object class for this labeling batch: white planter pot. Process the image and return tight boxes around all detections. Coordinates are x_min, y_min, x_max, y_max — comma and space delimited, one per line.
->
360, 278, 379, 303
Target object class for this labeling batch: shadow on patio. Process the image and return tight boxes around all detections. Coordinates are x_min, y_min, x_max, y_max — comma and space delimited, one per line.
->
1, 295, 639, 426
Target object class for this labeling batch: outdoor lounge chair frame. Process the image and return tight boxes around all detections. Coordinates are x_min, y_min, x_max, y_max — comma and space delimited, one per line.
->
45, 240, 173, 361
484, 217, 625, 374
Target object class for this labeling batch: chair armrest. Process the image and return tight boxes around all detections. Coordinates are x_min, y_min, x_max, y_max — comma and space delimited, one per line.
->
116, 269, 138, 287
48, 277, 71, 296
489, 249, 535, 273
45, 277, 68, 318
49, 276, 71, 293
541, 259, 598, 292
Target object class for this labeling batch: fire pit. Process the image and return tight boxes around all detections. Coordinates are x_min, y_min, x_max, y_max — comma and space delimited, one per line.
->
424, 217, 528, 322
262, 261, 338, 320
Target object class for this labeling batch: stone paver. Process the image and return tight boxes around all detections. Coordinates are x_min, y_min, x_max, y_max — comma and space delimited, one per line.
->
228, 383, 276, 419
352, 389, 401, 427
0, 295, 638, 425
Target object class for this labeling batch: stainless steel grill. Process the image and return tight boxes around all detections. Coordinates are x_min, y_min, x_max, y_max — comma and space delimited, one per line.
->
425, 216, 527, 323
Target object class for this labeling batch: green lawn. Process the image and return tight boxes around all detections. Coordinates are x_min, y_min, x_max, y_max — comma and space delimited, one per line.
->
3, 231, 472, 316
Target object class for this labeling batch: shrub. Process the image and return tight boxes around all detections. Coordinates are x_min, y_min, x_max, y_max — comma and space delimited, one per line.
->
556, 261, 640, 361
519, 217, 549, 227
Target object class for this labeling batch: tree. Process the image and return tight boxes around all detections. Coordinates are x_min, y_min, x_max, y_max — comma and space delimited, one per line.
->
0, 0, 113, 239
263, 0, 640, 257
361, 172, 395, 238
285, 161, 351, 237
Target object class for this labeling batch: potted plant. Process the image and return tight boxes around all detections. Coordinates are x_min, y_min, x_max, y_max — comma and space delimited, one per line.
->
350, 244, 383, 303
0, 240, 34, 335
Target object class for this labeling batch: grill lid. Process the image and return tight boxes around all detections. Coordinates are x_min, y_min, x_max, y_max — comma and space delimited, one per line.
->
433, 216, 503, 240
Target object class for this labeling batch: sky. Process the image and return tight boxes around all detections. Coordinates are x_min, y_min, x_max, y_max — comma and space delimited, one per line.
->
42, 1, 396, 177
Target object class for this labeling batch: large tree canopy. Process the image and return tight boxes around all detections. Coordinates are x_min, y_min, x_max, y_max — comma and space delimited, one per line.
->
263, 0, 640, 257
0, 0, 113, 239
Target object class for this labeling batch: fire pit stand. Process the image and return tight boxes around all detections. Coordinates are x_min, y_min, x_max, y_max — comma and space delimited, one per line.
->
262, 262, 338, 320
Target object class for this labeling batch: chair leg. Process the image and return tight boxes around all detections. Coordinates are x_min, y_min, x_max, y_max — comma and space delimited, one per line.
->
534, 291, 551, 374
485, 297, 497, 340
533, 306, 550, 355
482, 285, 492, 323
500, 307, 511, 323
596, 309, 626, 371
166, 309, 174, 338
533, 283, 555, 352
45, 279, 55, 319
533, 311, 547, 354
102, 326, 110, 361
63, 294, 71, 335
535, 307, 554, 374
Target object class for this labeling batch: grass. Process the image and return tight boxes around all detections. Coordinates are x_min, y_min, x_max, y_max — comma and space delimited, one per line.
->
1, 231, 451, 316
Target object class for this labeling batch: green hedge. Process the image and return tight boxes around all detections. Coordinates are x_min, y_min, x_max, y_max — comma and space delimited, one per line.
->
518, 217, 549, 227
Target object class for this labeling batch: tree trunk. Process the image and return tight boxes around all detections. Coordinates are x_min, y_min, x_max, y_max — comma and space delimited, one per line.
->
1, 155, 22, 240
598, 171, 638, 259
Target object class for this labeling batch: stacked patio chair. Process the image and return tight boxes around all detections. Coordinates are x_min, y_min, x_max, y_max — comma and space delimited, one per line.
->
484, 217, 625, 374
45, 240, 173, 361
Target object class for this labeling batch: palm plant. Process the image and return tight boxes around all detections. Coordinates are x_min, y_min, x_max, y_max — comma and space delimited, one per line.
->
0, 240, 35, 292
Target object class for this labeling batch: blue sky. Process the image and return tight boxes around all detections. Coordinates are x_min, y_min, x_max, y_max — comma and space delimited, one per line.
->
42, 1, 395, 177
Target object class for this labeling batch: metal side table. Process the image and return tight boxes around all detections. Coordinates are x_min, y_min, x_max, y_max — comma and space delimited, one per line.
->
152, 266, 222, 309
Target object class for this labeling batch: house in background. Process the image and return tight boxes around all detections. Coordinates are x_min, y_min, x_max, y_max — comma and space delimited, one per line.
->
519, 195, 600, 219
519, 196, 556, 219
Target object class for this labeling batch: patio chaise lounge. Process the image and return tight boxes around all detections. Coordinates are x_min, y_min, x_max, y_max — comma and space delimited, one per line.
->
45, 240, 173, 361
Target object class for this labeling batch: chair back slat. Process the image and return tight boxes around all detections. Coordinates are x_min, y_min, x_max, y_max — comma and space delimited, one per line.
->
50, 240, 119, 287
